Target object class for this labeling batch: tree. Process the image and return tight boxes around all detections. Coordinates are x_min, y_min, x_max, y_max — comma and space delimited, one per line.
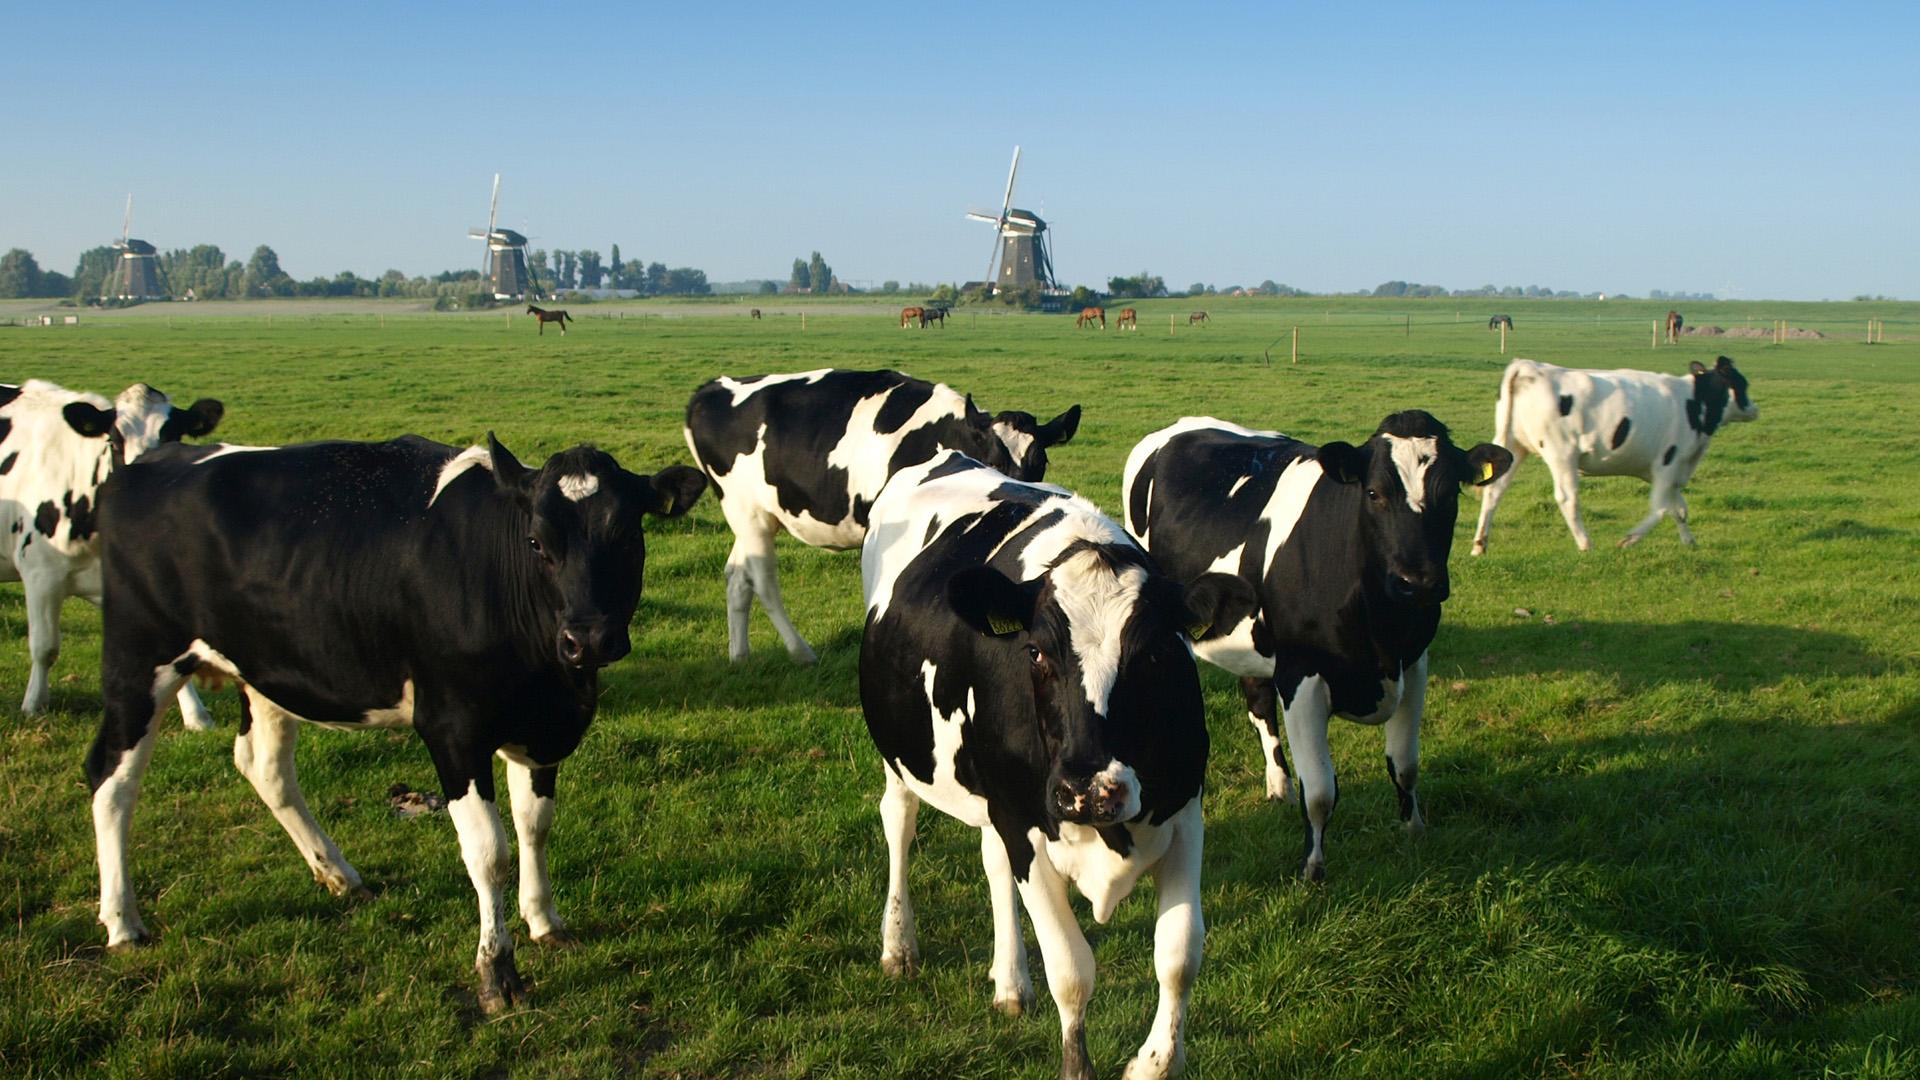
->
529, 249, 551, 293
757, 280, 779, 295
1106, 272, 1166, 299
577, 250, 605, 289
609, 244, 621, 287
789, 258, 810, 292
881, 280, 900, 294
807, 251, 832, 294
71, 246, 118, 299
646, 262, 667, 296
0, 249, 44, 298
245, 245, 292, 296
1187, 282, 1208, 296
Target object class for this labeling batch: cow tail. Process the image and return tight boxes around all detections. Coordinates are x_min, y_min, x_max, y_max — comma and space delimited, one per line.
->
1492, 361, 1522, 451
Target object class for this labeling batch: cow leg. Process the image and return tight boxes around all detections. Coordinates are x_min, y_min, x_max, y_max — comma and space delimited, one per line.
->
1279, 672, 1337, 882
175, 684, 215, 732
1384, 653, 1427, 830
1123, 800, 1203, 1080
1622, 478, 1688, 548
879, 767, 920, 976
981, 825, 1034, 1015
1470, 445, 1526, 556
1672, 490, 1695, 545
88, 666, 175, 947
1017, 846, 1097, 1080
1240, 675, 1292, 802
724, 514, 815, 664
430, 744, 521, 1015
504, 755, 571, 945
19, 568, 65, 714
1544, 453, 1591, 551
233, 688, 365, 897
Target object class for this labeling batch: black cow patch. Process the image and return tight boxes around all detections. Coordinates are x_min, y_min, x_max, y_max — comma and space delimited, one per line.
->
34, 500, 60, 537
0, 385, 19, 410
0, 417, 11, 445
1611, 417, 1631, 449
0, 451, 16, 475
65, 493, 95, 543
1558, 394, 1574, 416
1663, 444, 1677, 466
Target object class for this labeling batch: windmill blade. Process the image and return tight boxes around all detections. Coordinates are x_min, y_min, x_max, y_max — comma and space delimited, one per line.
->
1000, 146, 1020, 222
965, 212, 1001, 225
483, 174, 501, 279
122, 194, 132, 244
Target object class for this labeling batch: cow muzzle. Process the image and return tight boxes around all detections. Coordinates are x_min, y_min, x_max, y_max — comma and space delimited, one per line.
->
557, 620, 631, 670
1049, 765, 1138, 826
1385, 571, 1449, 606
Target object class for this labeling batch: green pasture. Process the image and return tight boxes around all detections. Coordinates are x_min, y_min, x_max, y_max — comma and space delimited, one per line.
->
2, 297, 1917, 1077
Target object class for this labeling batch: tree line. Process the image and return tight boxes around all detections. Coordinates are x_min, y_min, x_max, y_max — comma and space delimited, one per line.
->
0, 243, 713, 301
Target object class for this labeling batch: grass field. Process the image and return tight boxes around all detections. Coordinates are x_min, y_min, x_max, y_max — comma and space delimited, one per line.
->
2, 297, 1917, 1078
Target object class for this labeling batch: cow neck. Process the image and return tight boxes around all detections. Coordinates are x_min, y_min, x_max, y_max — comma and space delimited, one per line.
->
439, 475, 571, 675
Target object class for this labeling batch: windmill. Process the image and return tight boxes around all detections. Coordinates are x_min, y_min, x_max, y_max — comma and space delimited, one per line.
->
965, 146, 1059, 293
469, 174, 537, 300
107, 195, 166, 301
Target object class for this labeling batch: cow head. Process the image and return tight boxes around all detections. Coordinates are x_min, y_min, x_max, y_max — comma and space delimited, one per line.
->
948, 546, 1253, 826
61, 384, 224, 465
1688, 356, 1758, 431
1316, 411, 1512, 606
487, 433, 707, 670
991, 405, 1082, 482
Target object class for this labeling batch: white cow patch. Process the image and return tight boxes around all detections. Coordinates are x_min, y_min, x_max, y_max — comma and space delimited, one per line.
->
431, 446, 492, 506
1051, 550, 1149, 715
558, 474, 599, 501
191, 444, 274, 463
991, 421, 1036, 472
719, 369, 830, 406
895, 661, 991, 826
1385, 434, 1440, 513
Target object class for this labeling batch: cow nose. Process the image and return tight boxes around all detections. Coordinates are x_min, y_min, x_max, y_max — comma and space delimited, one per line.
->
1050, 776, 1128, 825
558, 628, 587, 667
557, 623, 631, 669
1386, 573, 1449, 606
1385, 573, 1418, 602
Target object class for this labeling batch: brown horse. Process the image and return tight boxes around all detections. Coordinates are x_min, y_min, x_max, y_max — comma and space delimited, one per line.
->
1077, 306, 1106, 329
1666, 310, 1684, 343
900, 306, 925, 328
750, 308, 762, 320
920, 307, 948, 328
528, 304, 573, 335
1116, 307, 1138, 331
1188, 310, 1209, 325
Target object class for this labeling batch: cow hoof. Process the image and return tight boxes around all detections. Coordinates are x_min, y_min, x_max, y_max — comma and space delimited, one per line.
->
316, 871, 370, 899
1300, 862, 1326, 884
106, 929, 153, 952
880, 950, 919, 978
1469, 541, 1486, 557
1616, 534, 1640, 549
533, 927, 578, 949
788, 644, 819, 666
476, 952, 526, 1015
992, 984, 1034, 1017
1122, 1048, 1183, 1080
1265, 776, 1295, 804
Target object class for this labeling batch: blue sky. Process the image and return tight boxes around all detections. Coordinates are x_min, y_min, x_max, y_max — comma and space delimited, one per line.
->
3, 1, 1914, 299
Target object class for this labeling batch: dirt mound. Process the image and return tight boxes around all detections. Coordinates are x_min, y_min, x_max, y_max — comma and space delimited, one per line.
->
1680, 325, 1725, 336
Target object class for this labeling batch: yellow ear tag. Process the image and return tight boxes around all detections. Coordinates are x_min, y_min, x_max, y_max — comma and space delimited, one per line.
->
1186, 620, 1212, 641
988, 613, 1023, 636
1479, 461, 1496, 482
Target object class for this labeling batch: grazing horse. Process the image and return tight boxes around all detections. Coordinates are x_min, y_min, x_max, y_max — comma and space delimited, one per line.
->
1189, 310, 1210, 325
750, 308, 762, 320
527, 305, 573, 336
1666, 310, 1684, 343
1489, 314, 1514, 332
1076, 306, 1106, 329
900, 306, 925, 328
1116, 307, 1138, 331
919, 307, 948, 328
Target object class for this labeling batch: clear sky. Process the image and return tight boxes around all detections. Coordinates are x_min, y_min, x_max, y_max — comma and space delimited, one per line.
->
4, 1, 1914, 299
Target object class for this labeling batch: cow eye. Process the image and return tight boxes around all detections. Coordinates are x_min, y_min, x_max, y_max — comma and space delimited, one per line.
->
1365, 488, 1382, 502
528, 535, 546, 556
1025, 644, 1043, 664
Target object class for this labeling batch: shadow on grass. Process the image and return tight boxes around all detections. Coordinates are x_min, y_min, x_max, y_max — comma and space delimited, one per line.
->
1433, 618, 1887, 691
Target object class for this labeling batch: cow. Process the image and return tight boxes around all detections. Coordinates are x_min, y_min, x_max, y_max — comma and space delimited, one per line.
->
1471, 356, 1758, 553
1, 380, 224, 721
1116, 307, 1138, 331
683, 369, 1080, 663
900, 306, 925, 328
1076, 306, 1105, 329
749, 308, 762, 320
84, 433, 706, 1014
860, 449, 1254, 1080
1123, 413, 1512, 882
1488, 314, 1514, 332
1188, 311, 1209, 326
1666, 310, 1684, 343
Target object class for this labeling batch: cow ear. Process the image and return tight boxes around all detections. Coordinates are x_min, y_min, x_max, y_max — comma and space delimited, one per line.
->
964, 394, 992, 429
1715, 355, 1736, 372
640, 464, 707, 518
1040, 404, 1081, 446
1316, 441, 1366, 484
1689, 360, 1709, 376
1180, 572, 1256, 642
178, 398, 224, 438
1461, 443, 1514, 487
948, 565, 1037, 637
62, 402, 117, 439
486, 432, 531, 492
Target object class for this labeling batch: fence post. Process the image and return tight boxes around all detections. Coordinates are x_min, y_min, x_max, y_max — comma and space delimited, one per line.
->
1651, 319, 1657, 349
1292, 325, 1299, 364
1405, 314, 1410, 337
1170, 313, 1175, 336
1500, 322, 1507, 354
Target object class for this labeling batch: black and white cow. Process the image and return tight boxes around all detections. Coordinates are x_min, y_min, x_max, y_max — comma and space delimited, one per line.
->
1, 380, 223, 720
861, 450, 1252, 1080
684, 368, 1080, 663
1470, 356, 1758, 553
86, 433, 704, 1013
1123, 413, 1511, 882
